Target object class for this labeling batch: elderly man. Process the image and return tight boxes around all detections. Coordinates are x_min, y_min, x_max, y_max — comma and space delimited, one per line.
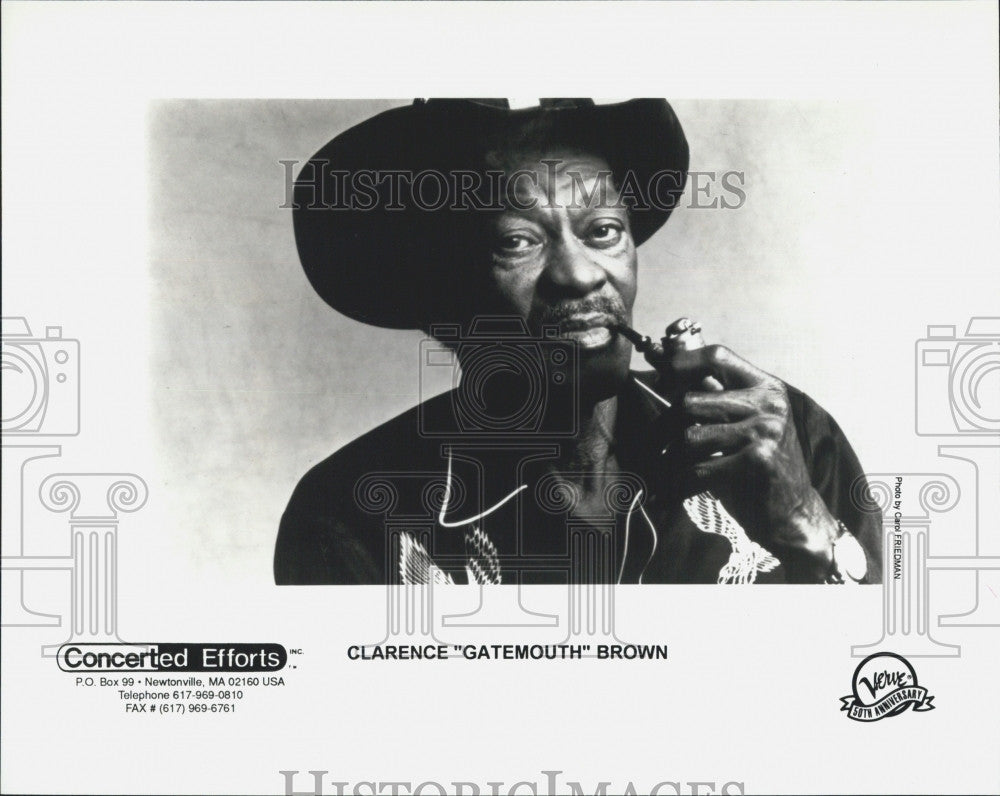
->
275, 99, 882, 585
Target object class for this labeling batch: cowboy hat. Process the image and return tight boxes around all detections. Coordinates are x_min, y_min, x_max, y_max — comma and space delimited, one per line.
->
292, 98, 689, 330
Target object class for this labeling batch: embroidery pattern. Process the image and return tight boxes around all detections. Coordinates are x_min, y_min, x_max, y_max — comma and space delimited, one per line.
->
398, 532, 454, 585
398, 527, 502, 585
683, 491, 780, 583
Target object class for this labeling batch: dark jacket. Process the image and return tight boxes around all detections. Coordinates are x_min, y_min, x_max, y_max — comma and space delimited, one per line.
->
275, 372, 883, 585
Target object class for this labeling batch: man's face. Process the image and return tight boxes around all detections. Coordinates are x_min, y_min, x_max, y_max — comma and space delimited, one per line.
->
480, 150, 638, 399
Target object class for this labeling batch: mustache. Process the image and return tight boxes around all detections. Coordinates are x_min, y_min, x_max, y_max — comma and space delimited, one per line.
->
535, 295, 629, 328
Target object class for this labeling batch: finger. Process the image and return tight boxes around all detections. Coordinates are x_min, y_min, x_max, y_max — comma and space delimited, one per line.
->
683, 421, 755, 460
682, 389, 761, 424
668, 345, 774, 390
687, 448, 748, 490
700, 374, 725, 393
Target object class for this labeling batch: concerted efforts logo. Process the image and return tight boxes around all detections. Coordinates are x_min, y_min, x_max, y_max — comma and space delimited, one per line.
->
840, 652, 935, 722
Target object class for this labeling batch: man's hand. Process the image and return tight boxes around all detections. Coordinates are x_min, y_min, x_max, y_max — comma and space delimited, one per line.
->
666, 344, 840, 582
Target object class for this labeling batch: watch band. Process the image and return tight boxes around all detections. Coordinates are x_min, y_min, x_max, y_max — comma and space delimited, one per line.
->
825, 521, 868, 584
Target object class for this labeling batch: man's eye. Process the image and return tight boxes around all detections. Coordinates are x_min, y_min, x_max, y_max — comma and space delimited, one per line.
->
496, 234, 537, 254
588, 223, 624, 247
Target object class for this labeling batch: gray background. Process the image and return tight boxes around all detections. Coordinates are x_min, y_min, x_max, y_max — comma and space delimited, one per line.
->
148, 99, 991, 577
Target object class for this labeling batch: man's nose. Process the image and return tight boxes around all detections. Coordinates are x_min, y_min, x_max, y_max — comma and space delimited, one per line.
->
542, 237, 607, 297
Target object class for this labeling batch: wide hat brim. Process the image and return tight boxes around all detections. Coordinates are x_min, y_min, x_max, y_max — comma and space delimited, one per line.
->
293, 99, 689, 330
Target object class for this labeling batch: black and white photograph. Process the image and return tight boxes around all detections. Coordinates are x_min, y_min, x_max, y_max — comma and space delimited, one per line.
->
2, 3, 999, 795
268, 98, 881, 586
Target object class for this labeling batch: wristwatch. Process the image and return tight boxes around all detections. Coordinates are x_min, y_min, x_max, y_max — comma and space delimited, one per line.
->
825, 521, 868, 584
